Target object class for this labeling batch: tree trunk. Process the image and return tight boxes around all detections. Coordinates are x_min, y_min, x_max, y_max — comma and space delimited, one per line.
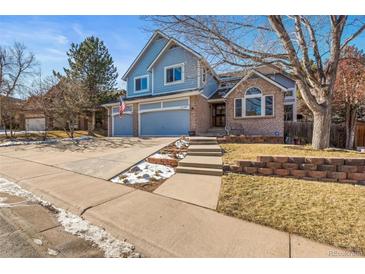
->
345, 105, 357, 149
312, 107, 332, 149
88, 111, 95, 135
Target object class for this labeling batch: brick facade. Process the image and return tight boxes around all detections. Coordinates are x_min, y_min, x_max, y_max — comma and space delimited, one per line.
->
225, 76, 285, 136
190, 95, 211, 135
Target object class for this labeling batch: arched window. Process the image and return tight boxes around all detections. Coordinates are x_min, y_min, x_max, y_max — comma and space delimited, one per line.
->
245, 87, 262, 96
234, 87, 274, 118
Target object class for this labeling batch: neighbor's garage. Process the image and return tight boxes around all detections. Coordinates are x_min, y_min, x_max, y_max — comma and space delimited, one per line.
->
139, 98, 190, 136
112, 105, 133, 136
25, 117, 46, 131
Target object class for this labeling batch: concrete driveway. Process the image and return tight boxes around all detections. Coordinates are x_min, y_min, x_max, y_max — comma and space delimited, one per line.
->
0, 137, 176, 180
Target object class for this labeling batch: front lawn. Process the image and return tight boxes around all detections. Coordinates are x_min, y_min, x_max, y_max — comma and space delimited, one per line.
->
221, 143, 365, 164
218, 173, 365, 254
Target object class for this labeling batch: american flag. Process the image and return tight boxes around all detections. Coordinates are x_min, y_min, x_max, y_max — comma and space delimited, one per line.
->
119, 96, 126, 117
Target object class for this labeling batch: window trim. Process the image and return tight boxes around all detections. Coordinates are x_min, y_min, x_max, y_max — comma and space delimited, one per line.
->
164, 63, 185, 86
134, 74, 149, 93
139, 97, 190, 114
234, 87, 275, 119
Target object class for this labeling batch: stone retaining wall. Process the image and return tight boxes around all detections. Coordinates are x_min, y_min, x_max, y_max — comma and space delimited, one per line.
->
226, 155, 365, 185
217, 135, 283, 144
146, 157, 178, 167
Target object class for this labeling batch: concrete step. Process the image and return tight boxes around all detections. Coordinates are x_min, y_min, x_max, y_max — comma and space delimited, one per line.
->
179, 155, 222, 169
187, 151, 223, 157
190, 140, 218, 145
188, 144, 222, 153
176, 166, 223, 176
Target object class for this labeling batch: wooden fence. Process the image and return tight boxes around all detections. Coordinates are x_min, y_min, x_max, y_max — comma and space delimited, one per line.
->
284, 121, 346, 148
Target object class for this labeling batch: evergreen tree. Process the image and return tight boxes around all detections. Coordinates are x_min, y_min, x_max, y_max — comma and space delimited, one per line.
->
64, 36, 118, 105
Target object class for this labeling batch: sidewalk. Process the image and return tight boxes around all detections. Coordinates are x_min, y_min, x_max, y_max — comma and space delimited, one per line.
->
0, 155, 352, 258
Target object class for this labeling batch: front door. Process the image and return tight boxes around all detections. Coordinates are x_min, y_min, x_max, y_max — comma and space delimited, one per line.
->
212, 103, 226, 127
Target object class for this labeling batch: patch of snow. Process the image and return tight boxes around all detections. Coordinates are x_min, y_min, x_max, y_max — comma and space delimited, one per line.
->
176, 152, 187, 159
47, 248, 59, 256
111, 161, 175, 185
0, 136, 93, 147
175, 139, 189, 149
0, 177, 141, 258
33, 238, 43, 246
149, 153, 174, 159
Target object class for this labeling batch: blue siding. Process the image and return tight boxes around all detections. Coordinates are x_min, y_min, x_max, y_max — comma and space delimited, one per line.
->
113, 115, 133, 136
140, 110, 189, 136
202, 73, 219, 97
126, 37, 168, 98
152, 47, 198, 94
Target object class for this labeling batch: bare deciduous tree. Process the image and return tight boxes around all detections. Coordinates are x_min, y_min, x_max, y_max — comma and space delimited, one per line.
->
27, 75, 57, 140
51, 77, 91, 138
147, 15, 365, 149
333, 46, 365, 149
0, 42, 36, 137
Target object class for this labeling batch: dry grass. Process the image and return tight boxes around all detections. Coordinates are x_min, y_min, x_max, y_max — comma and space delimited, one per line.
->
218, 174, 365, 254
221, 143, 365, 164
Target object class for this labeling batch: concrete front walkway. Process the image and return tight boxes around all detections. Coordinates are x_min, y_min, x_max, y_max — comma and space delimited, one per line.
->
0, 143, 355, 257
0, 137, 176, 180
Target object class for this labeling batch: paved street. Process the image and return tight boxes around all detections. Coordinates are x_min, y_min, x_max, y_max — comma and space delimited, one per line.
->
0, 192, 103, 258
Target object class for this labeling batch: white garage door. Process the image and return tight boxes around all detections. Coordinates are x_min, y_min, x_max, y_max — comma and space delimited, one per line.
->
26, 118, 46, 131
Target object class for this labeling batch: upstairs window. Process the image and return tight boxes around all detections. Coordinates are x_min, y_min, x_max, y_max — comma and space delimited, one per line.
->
134, 75, 148, 92
164, 63, 184, 85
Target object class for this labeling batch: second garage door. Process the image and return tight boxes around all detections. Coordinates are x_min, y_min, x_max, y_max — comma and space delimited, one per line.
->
139, 98, 190, 136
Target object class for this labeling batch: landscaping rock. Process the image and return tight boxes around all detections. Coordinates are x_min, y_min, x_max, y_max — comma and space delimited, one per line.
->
327, 171, 347, 181
344, 159, 365, 166
237, 160, 253, 167
266, 162, 282, 169
325, 158, 344, 165
318, 165, 337, 172
347, 173, 365, 181
288, 157, 305, 164
282, 163, 299, 170
274, 169, 290, 176
290, 169, 307, 178
256, 156, 273, 162
338, 165, 358, 173
244, 167, 257, 174
272, 156, 289, 163
258, 168, 273, 175
299, 163, 317, 170
305, 158, 325, 165
307, 170, 327, 179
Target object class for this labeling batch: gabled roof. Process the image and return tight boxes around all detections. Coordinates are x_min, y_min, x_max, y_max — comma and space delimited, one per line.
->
223, 69, 289, 98
147, 40, 202, 71
122, 30, 169, 81
122, 29, 220, 82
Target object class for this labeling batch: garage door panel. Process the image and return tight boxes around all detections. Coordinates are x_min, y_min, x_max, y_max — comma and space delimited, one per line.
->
113, 114, 133, 136
140, 110, 189, 136
26, 118, 46, 131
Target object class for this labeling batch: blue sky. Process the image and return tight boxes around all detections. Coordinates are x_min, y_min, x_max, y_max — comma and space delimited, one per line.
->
0, 16, 364, 90
0, 16, 153, 88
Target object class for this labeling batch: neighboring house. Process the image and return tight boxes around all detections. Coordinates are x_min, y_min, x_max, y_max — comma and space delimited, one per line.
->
0, 95, 25, 130
103, 30, 297, 137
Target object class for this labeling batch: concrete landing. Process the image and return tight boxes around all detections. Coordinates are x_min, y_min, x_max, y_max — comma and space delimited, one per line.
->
179, 155, 222, 169
154, 173, 221, 209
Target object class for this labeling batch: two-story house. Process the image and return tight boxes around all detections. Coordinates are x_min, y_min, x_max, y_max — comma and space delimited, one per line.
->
102, 30, 297, 137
